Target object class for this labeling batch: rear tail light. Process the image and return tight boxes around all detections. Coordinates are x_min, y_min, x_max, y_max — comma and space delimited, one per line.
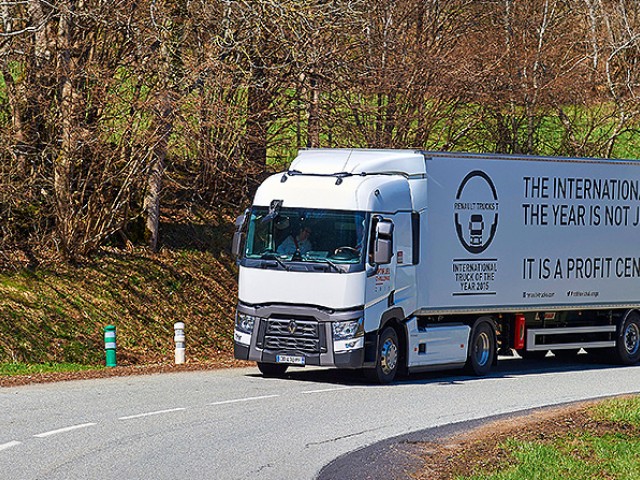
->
514, 314, 526, 350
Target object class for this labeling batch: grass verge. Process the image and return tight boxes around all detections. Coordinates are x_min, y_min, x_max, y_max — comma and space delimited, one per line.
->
436, 396, 640, 480
0, 362, 101, 376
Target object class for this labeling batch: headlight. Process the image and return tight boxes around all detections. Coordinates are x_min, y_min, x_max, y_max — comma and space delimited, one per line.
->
332, 318, 364, 340
235, 313, 257, 334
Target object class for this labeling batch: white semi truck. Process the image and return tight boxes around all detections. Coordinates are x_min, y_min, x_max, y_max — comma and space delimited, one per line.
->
232, 149, 640, 383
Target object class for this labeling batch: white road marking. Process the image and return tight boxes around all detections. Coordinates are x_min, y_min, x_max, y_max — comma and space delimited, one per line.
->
300, 387, 354, 394
209, 394, 279, 406
119, 407, 187, 421
0, 441, 21, 451
34, 423, 96, 438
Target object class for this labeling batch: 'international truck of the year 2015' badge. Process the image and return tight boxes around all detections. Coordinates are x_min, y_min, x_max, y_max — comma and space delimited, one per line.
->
454, 170, 499, 254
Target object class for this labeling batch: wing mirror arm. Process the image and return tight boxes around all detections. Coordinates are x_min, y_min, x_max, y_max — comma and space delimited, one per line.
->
231, 210, 249, 258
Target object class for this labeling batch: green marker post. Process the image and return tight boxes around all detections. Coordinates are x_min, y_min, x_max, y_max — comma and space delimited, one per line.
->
104, 325, 117, 367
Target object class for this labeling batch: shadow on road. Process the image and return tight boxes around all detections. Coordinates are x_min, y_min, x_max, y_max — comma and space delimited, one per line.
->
244, 352, 630, 386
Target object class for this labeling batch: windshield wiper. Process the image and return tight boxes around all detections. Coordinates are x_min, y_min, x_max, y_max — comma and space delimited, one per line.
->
317, 259, 343, 274
260, 253, 343, 273
260, 253, 290, 271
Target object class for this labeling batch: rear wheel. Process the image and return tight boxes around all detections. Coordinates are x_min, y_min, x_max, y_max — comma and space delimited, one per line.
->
364, 327, 399, 384
614, 313, 640, 365
465, 321, 496, 376
257, 362, 288, 378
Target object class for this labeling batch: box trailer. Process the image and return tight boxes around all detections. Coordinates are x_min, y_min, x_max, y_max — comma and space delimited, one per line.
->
232, 149, 640, 383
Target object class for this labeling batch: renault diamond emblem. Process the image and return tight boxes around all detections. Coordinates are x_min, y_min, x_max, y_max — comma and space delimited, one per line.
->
288, 320, 297, 335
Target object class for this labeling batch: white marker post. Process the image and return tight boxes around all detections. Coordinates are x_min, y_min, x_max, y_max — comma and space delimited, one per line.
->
174, 322, 186, 364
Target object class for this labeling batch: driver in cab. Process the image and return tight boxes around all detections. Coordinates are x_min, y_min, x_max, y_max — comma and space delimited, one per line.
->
277, 226, 312, 256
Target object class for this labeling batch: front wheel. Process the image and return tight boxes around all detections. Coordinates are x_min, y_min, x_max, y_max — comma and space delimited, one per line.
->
465, 321, 496, 376
364, 327, 400, 384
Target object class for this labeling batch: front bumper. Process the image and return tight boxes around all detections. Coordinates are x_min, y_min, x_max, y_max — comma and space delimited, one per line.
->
233, 303, 365, 369
234, 341, 365, 368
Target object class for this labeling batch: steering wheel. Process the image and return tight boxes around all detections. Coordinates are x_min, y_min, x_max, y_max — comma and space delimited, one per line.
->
333, 246, 359, 256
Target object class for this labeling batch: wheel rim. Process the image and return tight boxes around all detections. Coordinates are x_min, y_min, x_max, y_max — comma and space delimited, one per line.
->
624, 322, 640, 356
380, 337, 398, 375
474, 331, 491, 366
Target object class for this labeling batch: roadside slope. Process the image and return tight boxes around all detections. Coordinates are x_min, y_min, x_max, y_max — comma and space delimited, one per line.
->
0, 211, 239, 367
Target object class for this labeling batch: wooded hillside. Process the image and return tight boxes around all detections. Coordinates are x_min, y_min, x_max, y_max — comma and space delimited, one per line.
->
1, 0, 639, 264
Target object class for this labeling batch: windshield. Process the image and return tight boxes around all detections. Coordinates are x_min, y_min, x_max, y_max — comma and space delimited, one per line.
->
244, 207, 368, 266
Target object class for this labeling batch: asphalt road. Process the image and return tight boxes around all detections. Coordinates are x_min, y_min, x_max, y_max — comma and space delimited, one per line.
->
2, 356, 640, 480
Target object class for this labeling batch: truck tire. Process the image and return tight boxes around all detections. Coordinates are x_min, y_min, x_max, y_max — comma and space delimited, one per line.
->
614, 313, 640, 365
465, 321, 495, 376
257, 362, 288, 377
364, 326, 399, 384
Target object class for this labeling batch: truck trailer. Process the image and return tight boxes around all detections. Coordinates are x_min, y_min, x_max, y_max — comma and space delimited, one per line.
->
232, 149, 640, 383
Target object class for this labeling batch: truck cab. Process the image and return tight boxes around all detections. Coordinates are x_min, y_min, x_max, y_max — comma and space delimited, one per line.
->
232, 149, 427, 382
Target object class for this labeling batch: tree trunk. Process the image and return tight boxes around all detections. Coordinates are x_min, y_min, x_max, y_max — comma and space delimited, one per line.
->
144, 149, 165, 252
144, 93, 174, 252
307, 74, 320, 148
246, 65, 270, 169
143, 0, 187, 251
55, 3, 77, 258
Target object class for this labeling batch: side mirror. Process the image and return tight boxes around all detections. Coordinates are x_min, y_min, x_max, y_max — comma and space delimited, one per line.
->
231, 211, 248, 258
234, 212, 246, 228
373, 218, 394, 265
231, 231, 245, 258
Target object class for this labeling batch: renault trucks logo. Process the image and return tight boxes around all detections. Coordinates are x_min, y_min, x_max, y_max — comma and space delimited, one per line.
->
454, 170, 499, 254
288, 320, 298, 335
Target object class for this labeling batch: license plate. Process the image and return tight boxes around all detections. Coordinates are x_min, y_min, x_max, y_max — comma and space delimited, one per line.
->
276, 354, 305, 366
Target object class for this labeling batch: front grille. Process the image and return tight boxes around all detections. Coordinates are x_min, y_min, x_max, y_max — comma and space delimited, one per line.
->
264, 336, 320, 353
266, 319, 318, 337
261, 318, 324, 354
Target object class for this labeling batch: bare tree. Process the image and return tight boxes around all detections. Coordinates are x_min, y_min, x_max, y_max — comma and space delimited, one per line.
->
141, 0, 190, 251
552, 0, 640, 158
2, 0, 640, 266
596, 0, 640, 157
0, 0, 154, 261
461, 0, 591, 155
